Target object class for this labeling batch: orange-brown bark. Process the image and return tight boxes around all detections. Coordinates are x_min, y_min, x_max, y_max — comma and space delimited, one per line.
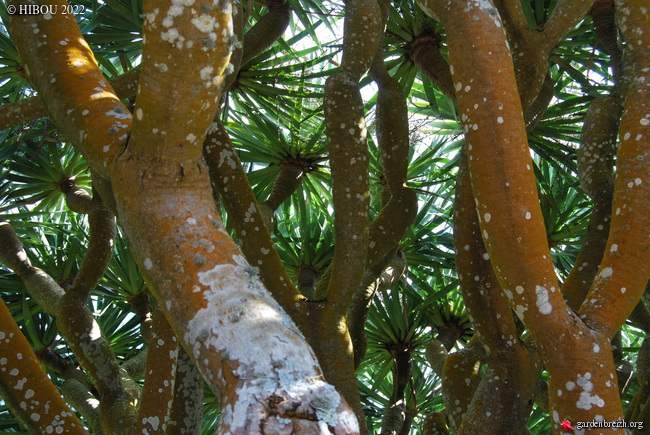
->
0, 298, 85, 434
8, 1, 361, 432
440, 339, 484, 429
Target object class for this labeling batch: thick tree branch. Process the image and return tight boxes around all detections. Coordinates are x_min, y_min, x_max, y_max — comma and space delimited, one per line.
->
440, 339, 484, 430
7, 1, 131, 178
107, 1, 360, 432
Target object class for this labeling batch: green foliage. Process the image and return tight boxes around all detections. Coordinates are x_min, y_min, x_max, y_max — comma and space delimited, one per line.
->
0, 0, 641, 433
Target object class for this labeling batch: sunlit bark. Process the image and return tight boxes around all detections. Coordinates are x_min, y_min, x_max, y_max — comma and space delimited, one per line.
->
0, 298, 85, 434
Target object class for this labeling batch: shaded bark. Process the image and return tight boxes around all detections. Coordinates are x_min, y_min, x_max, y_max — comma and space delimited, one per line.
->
168, 348, 204, 434
453, 154, 539, 434
563, 93, 622, 310
240, 0, 291, 67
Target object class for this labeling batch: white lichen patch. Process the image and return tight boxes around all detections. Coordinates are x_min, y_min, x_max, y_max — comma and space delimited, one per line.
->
192, 15, 217, 33
575, 372, 605, 410
535, 285, 552, 314
218, 149, 237, 170
599, 267, 613, 279
144, 258, 153, 270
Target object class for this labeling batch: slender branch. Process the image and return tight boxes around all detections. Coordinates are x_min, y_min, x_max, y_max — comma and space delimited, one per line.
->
168, 348, 204, 433
543, 0, 595, 48
0, 220, 64, 314
579, 0, 650, 336
1, 219, 137, 432
67, 194, 116, 300
132, 305, 179, 434
563, 93, 622, 310
493, 0, 532, 36
240, 0, 290, 66
59, 178, 93, 214
317, 0, 383, 305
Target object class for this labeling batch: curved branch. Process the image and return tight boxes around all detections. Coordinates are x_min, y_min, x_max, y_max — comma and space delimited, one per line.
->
67, 195, 116, 300
416, 0, 624, 428
563, 93, 622, 310
0, 220, 64, 314
543, 0, 596, 49
453, 154, 539, 433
